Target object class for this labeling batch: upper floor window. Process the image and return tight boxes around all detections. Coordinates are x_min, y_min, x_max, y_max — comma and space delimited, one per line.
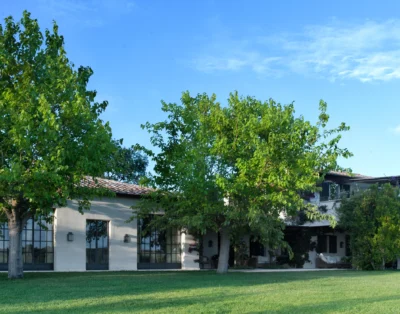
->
320, 182, 350, 201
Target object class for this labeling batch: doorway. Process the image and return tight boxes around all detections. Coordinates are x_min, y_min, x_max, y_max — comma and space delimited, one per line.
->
86, 220, 109, 270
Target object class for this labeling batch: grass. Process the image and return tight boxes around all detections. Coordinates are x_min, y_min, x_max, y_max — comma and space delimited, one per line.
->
1, 270, 400, 313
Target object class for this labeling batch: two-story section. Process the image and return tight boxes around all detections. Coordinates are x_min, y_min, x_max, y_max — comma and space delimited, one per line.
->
301, 171, 377, 268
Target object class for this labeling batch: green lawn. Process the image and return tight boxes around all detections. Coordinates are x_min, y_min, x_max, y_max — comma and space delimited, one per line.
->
1, 270, 400, 313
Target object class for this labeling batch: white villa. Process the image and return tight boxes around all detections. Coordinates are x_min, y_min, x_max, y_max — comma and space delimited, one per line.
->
0, 172, 399, 271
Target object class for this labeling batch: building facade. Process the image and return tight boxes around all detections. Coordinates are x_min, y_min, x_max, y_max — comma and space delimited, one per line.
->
1, 173, 399, 271
0, 178, 200, 272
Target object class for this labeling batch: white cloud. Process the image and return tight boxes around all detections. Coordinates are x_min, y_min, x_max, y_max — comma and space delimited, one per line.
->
193, 54, 281, 74
391, 125, 400, 134
284, 20, 400, 82
38, 0, 136, 27
193, 20, 400, 82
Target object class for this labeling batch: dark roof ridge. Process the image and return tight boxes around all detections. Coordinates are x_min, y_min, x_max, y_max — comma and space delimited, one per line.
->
327, 170, 372, 179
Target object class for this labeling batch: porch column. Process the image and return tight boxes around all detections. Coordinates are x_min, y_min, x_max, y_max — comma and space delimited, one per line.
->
181, 232, 200, 270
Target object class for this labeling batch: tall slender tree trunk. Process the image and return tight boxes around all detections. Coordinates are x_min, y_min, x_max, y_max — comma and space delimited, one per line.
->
8, 218, 24, 279
217, 227, 230, 274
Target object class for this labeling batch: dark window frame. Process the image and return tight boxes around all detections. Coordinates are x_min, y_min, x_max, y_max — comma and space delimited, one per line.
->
320, 182, 330, 202
345, 234, 351, 256
317, 235, 327, 253
86, 220, 109, 270
250, 237, 265, 256
320, 182, 351, 201
328, 235, 337, 254
0, 218, 54, 271
137, 216, 181, 269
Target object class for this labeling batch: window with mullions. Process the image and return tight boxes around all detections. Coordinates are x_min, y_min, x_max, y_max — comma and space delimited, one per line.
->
0, 223, 9, 264
0, 218, 54, 270
86, 220, 109, 270
138, 216, 181, 269
320, 182, 351, 201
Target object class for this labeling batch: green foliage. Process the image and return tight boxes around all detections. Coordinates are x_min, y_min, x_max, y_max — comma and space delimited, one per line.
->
104, 142, 148, 184
135, 91, 351, 255
0, 11, 115, 222
232, 239, 249, 266
278, 227, 313, 268
338, 184, 400, 270
291, 205, 329, 225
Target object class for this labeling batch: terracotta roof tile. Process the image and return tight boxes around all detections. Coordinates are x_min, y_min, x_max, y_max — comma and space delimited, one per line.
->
82, 177, 154, 196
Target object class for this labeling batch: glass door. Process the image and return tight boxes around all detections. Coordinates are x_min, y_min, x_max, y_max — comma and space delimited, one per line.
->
86, 220, 109, 270
138, 216, 181, 269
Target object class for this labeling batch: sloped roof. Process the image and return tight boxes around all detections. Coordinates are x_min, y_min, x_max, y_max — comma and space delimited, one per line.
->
327, 171, 372, 179
349, 175, 400, 184
82, 177, 154, 196
81, 172, 372, 198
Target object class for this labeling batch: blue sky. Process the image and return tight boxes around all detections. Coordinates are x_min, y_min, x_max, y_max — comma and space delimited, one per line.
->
2, 0, 400, 177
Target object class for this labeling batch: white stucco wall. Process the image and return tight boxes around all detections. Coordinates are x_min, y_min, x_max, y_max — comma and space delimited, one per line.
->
202, 231, 219, 259
54, 196, 138, 271
181, 233, 200, 270
303, 235, 318, 269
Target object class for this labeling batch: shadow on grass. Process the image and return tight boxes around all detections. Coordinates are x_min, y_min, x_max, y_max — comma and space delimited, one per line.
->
249, 294, 400, 314
2, 292, 236, 314
0, 270, 399, 313
5, 288, 400, 314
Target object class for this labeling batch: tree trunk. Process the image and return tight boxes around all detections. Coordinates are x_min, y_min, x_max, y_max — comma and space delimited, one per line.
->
8, 219, 24, 279
217, 227, 230, 274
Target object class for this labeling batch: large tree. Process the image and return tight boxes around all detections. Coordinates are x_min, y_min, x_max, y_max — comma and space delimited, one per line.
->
135, 92, 351, 273
0, 12, 116, 278
338, 184, 400, 270
104, 142, 148, 184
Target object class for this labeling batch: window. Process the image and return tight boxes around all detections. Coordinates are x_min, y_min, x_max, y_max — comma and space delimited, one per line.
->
317, 235, 327, 253
329, 235, 337, 254
320, 182, 351, 201
250, 238, 265, 256
86, 220, 109, 270
138, 216, 181, 269
320, 183, 330, 201
317, 235, 337, 254
341, 184, 350, 197
0, 218, 54, 270
345, 235, 351, 256
0, 223, 9, 264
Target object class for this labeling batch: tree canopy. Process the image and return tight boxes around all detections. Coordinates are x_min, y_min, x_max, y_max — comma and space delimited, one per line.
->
135, 91, 352, 273
104, 142, 148, 184
0, 11, 116, 278
338, 184, 400, 270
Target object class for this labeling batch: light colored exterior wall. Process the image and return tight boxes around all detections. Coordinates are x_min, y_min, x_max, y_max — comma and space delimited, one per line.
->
50, 178, 368, 272
336, 232, 347, 257
181, 233, 200, 270
202, 231, 219, 260
303, 235, 318, 269
54, 196, 139, 271
54, 195, 200, 271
